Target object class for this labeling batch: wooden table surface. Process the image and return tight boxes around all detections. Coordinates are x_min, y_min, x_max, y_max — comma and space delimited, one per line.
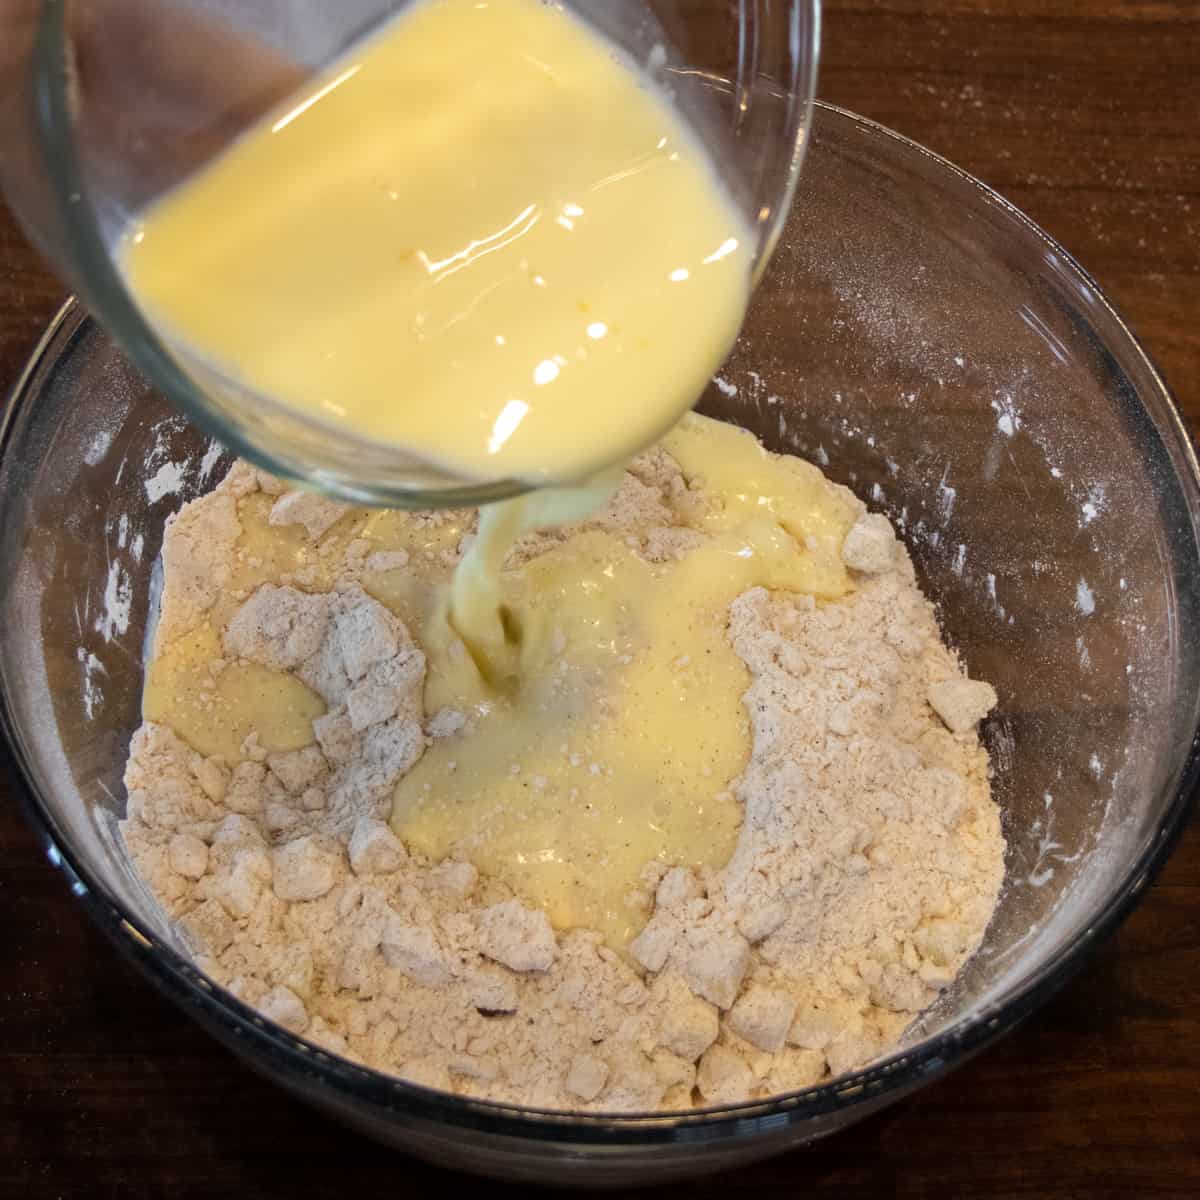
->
1, 2, 1198, 1196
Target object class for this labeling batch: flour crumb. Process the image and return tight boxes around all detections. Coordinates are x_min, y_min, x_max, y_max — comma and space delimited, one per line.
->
168, 833, 209, 880
677, 927, 751, 1010
380, 917, 453, 987
348, 818, 406, 875
656, 867, 702, 910
156, 492, 241, 647
224, 585, 330, 672
259, 985, 309, 1034
629, 912, 678, 973
655, 973, 720, 1060
737, 900, 788, 944
468, 970, 519, 1015
726, 985, 796, 1053
928, 678, 998, 734
696, 1043, 755, 1104
478, 899, 557, 972
565, 1054, 609, 1101
272, 835, 341, 901
841, 511, 898, 574
269, 490, 351, 540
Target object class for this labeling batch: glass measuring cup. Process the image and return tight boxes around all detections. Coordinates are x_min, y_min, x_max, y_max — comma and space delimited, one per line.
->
0, 0, 820, 507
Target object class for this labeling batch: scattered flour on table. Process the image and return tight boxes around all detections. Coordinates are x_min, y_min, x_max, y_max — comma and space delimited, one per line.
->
120, 451, 1003, 1110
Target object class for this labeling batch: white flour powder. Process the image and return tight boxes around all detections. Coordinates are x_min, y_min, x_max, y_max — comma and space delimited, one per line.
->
120, 450, 1003, 1110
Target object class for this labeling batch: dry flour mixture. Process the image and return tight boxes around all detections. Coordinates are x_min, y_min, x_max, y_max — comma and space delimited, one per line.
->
120, 419, 1003, 1110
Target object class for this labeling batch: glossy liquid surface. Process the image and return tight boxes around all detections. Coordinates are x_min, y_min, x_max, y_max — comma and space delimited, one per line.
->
122, 0, 753, 486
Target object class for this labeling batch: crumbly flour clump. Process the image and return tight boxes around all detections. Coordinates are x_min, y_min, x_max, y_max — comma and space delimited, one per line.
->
120, 450, 1004, 1111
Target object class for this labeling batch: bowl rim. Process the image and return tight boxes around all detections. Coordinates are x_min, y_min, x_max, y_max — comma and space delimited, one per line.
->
2, 100, 1198, 1144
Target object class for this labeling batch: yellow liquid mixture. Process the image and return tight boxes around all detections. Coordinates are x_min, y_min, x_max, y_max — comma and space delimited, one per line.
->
392, 417, 858, 945
143, 416, 859, 947
121, 0, 753, 487
127, 0, 852, 951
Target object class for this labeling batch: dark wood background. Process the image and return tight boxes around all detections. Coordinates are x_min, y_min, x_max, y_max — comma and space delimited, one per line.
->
1, 1, 1197, 1196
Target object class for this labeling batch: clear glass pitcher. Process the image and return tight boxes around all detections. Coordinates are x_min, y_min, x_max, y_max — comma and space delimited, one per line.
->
0, 0, 819, 507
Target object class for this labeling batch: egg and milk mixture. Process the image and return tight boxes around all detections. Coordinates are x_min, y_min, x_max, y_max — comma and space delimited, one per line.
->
126, 0, 857, 945
122, 0, 752, 486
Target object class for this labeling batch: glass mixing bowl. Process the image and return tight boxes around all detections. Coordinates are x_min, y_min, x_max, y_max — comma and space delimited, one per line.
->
0, 0, 819, 507
1, 103, 1197, 1185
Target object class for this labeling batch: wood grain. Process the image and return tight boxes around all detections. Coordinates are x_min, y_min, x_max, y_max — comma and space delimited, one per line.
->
1, 2, 1197, 1196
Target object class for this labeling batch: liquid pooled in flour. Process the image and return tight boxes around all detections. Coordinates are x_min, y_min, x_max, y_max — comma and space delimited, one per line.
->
123, 0, 841, 946
143, 416, 860, 947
